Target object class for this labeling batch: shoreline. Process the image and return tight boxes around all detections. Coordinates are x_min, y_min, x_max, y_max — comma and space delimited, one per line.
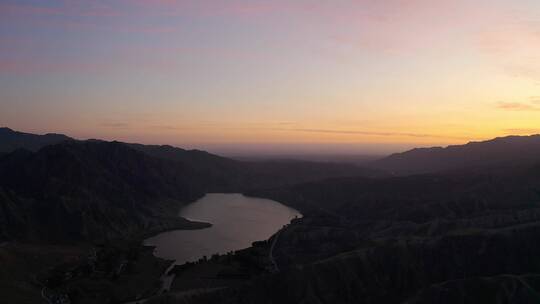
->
134, 193, 302, 302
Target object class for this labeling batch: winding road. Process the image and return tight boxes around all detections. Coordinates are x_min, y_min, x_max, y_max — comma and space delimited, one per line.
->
268, 227, 284, 273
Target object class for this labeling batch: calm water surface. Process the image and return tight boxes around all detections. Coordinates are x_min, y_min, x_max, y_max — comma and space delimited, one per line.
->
144, 193, 301, 265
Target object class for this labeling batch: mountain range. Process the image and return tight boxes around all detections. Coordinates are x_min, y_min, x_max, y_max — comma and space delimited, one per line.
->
3, 127, 540, 303
0, 127, 72, 153
0, 128, 376, 242
189, 140, 540, 304
374, 134, 540, 175
3, 127, 540, 242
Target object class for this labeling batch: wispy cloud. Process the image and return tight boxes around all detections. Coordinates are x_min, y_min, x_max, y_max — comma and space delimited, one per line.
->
0, 1, 183, 35
277, 128, 470, 140
477, 16, 540, 82
0, 59, 113, 74
529, 96, 540, 104
149, 121, 297, 131
0, 2, 120, 17
0, 3, 61, 16
496, 100, 540, 111
504, 128, 540, 135
99, 122, 130, 129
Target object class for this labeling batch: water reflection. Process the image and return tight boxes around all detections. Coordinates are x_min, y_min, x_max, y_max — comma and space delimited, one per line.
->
144, 193, 301, 265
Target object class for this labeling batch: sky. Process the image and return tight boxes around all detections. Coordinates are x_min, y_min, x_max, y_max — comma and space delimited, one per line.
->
2, 0, 540, 155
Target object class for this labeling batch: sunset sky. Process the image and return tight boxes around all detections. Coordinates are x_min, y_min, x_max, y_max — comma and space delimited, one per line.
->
2, 0, 540, 155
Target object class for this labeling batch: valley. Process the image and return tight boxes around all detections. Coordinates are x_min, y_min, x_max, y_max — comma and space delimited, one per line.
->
3, 128, 540, 303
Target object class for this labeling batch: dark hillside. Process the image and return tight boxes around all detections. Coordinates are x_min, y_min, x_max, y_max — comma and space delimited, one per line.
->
0, 141, 209, 242
374, 134, 540, 175
0, 127, 72, 153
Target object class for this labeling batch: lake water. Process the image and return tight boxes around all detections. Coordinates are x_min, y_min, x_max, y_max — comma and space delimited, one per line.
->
144, 193, 301, 265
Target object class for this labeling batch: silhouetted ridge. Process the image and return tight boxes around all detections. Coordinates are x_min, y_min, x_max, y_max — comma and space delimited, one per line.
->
201, 161, 540, 304
374, 134, 540, 175
0, 127, 72, 153
0, 128, 379, 242
126, 142, 382, 191
0, 140, 208, 242
5, 128, 540, 303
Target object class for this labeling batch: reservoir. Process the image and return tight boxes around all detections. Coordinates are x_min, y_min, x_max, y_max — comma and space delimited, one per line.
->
144, 193, 301, 265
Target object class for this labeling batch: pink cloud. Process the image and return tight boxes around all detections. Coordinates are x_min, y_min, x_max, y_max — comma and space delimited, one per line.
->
496, 96, 540, 112
0, 59, 111, 74
0, 44, 197, 75
474, 4, 540, 81
131, 0, 182, 6
0, 1, 123, 18
0, 3, 62, 16
530, 96, 540, 104
497, 102, 540, 112
283, 128, 470, 140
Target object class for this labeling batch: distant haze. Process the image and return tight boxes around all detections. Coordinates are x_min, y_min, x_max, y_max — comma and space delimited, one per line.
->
3, 126, 537, 158
192, 142, 414, 158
